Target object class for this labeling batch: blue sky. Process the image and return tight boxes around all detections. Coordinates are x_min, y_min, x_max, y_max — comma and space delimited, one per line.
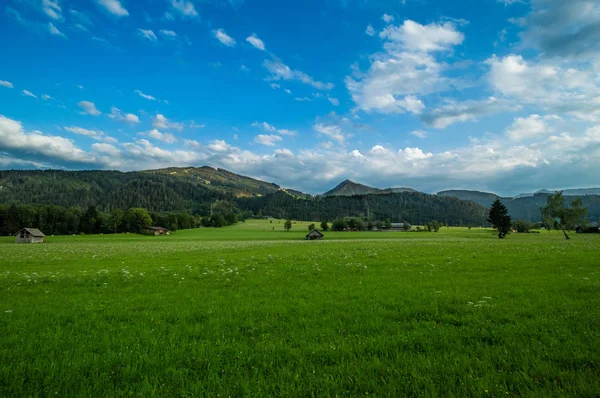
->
1, 0, 600, 195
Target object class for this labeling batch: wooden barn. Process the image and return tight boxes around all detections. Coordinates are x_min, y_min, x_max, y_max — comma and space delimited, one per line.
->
306, 230, 324, 240
144, 226, 170, 236
14, 228, 46, 244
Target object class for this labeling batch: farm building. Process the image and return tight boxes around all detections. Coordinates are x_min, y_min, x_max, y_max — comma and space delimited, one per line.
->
306, 230, 324, 240
144, 226, 170, 236
14, 228, 45, 244
390, 223, 412, 231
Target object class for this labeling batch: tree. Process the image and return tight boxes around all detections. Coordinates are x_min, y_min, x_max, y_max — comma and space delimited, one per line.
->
108, 208, 124, 234
384, 218, 392, 230
514, 219, 532, 233
403, 221, 412, 231
431, 220, 440, 232
308, 223, 315, 231
210, 214, 225, 227
541, 192, 588, 231
320, 220, 329, 231
284, 219, 292, 231
126, 208, 152, 233
488, 199, 512, 237
331, 218, 348, 231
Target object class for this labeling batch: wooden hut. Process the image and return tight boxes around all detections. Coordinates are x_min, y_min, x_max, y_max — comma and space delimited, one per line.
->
14, 228, 46, 244
144, 226, 170, 236
306, 230, 324, 240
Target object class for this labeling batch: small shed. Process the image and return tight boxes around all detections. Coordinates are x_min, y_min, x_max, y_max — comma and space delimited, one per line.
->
14, 228, 46, 244
306, 230, 324, 240
144, 226, 170, 236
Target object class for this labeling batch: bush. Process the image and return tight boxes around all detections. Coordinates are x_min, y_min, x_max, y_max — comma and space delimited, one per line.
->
308, 224, 315, 231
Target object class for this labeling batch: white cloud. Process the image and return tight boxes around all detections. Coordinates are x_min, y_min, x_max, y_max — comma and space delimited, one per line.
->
92, 142, 121, 156
505, 114, 560, 141
170, 0, 197, 18
0, 80, 14, 88
365, 25, 376, 36
347, 19, 465, 114
240, 65, 250, 73
109, 107, 140, 124
78, 101, 101, 116
48, 22, 66, 38
246, 34, 265, 50
41, 94, 53, 100
64, 126, 104, 140
153, 114, 184, 131
42, 0, 62, 20
314, 123, 346, 145
138, 29, 158, 42
0, 115, 96, 165
284, 89, 292, 94
22, 90, 37, 98
277, 129, 297, 137
421, 97, 520, 128
410, 130, 427, 139
486, 54, 600, 121
189, 121, 205, 129
270, 83, 280, 89
264, 60, 334, 90
213, 29, 236, 47
146, 129, 177, 144
252, 121, 276, 132
96, 0, 128, 17
255, 134, 283, 146
379, 20, 464, 53
328, 97, 340, 106
274, 148, 294, 157
160, 30, 177, 38
134, 89, 156, 100
382, 14, 395, 23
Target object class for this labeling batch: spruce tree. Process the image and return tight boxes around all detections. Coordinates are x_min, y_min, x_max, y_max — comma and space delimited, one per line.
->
488, 198, 512, 238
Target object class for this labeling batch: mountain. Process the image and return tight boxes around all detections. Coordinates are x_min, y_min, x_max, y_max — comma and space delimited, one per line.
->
516, 188, 600, 198
322, 180, 383, 196
437, 190, 501, 207
437, 189, 600, 222
143, 166, 281, 197
322, 180, 418, 197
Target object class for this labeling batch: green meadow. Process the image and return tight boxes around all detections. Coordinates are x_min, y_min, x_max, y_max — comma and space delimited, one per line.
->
1, 220, 599, 397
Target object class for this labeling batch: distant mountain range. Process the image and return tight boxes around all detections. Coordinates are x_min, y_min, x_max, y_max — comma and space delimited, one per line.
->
1, 167, 599, 222
322, 179, 418, 197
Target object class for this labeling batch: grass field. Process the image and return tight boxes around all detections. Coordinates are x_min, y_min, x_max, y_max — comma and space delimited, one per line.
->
1, 220, 599, 396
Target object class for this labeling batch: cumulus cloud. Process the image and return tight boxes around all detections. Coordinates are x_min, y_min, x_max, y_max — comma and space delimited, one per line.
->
109, 107, 140, 124
486, 54, 600, 121
382, 14, 395, 23
0, 80, 14, 88
264, 60, 334, 90
347, 19, 465, 114
92, 142, 121, 156
255, 134, 283, 146
153, 114, 184, 131
314, 123, 347, 145
505, 114, 560, 141
78, 101, 101, 116
0, 115, 97, 166
517, 0, 600, 61
253, 121, 296, 137
145, 129, 178, 144
213, 29, 236, 47
96, 0, 128, 17
170, 0, 197, 18
246, 34, 265, 50
365, 25, 376, 36
410, 130, 427, 138
64, 126, 104, 140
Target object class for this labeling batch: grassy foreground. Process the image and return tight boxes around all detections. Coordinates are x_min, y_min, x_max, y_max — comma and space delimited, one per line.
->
1, 221, 599, 396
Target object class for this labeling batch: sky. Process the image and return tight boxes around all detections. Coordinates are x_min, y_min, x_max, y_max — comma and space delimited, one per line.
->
1, 0, 600, 196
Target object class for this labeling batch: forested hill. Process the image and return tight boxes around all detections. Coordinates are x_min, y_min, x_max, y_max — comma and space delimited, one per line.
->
438, 190, 600, 221
0, 169, 489, 226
